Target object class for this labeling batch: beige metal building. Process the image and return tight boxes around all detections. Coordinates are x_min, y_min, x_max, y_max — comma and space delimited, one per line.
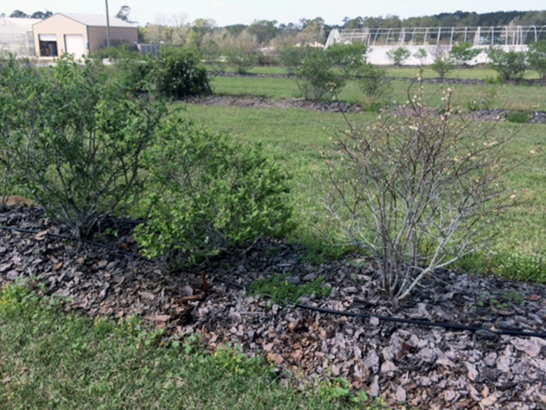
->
32, 13, 137, 57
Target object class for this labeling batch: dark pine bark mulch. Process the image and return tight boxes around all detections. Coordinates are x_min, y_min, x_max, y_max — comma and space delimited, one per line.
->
1, 207, 545, 409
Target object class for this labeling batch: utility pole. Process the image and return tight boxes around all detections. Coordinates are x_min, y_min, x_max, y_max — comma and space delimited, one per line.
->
105, 0, 111, 48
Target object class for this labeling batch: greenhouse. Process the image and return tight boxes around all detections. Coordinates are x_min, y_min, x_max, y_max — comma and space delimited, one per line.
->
0, 17, 40, 56
326, 25, 546, 48
326, 25, 546, 65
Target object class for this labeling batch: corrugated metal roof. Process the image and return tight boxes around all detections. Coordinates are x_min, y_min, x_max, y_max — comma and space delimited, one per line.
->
58, 13, 137, 28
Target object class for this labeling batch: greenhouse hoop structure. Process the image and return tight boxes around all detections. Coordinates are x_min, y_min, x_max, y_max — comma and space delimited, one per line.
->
326, 25, 546, 48
0, 17, 40, 57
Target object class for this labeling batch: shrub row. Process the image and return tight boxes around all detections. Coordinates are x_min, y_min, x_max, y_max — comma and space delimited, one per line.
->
0, 54, 292, 264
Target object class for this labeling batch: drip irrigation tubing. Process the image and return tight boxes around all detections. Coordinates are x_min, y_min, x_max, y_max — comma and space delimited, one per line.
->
2, 223, 546, 339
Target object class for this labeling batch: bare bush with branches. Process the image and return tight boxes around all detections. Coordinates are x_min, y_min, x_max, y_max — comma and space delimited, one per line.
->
324, 84, 520, 302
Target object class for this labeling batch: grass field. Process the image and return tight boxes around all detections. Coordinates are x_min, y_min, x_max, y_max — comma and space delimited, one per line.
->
212, 65, 543, 80
186, 68, 546, 275
210, 75, 546, 111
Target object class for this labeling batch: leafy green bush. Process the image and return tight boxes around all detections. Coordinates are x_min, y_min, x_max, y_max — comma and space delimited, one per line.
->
90, 44, 137, 60
113, 56, 155, 94
357, 63, 391, 109
413, 48, 428, 66
249, 274, 331, 304
386, 47, 411, 66
296, 48, 345, 100
135, 118, 293, 263
487, 47, 527, 82
226, 48, 257, 74
449, 42, 482, 65
430, 55, 456, 79
278, 46, 307, 76
0, 55, 25, 207
2, 55, 167, 238
155, 47, 212, 99
325, 42, 368, 77
527, 40, 546, 80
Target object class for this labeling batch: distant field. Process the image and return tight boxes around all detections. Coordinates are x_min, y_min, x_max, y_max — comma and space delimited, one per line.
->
210, 75, 546, 111
211, 65, 542, 80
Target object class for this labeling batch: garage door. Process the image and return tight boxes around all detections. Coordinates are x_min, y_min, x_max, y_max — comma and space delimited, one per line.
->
65, 35, 85, 57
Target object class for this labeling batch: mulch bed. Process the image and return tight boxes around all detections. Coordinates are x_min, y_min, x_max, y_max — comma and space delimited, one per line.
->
1, 207, 546, 409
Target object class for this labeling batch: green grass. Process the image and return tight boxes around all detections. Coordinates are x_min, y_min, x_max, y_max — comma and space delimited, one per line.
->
0, 283, 380, 409
210, 65, 542, 81
182, 103, 546, 266
211, 76, 546, 111
249, 274, 332, 304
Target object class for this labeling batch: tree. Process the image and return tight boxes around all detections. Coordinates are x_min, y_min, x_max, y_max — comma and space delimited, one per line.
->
247, 20, 278, 45
30, 11, 53, 19
115, 5, 136, 24
224, 30, 259, 74
9, 10, 29, 18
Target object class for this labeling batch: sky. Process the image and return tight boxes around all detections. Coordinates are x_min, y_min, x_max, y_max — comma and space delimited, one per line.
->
7, 0, 546, 27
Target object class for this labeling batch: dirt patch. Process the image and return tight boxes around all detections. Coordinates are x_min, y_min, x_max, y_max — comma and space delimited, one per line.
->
1, 207, 546, 409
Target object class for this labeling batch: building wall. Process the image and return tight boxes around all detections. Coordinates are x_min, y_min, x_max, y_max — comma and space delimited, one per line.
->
33, 14, 88, 56
88, 26, 137, 52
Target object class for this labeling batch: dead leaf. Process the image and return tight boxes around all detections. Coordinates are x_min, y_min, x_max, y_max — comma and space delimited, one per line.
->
34, 230, 48, 241
444, 390, 456, 401
263, 342, 274, 352
511, 337, 546, 358
396, 385, 406, 402
369, 376, 379, 397
98, 260, 108, 268
138, 291, 155, 301
54, 262, 63, 271
465, 362, 478, 381
0, 263, 12, 273
267, 352, 284, 365
380, 361, 397, 373
154, 315, 171, 322
480, 392, 497, 407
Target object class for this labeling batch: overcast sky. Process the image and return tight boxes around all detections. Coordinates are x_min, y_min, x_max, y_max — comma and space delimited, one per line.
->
9, 0, 546, 26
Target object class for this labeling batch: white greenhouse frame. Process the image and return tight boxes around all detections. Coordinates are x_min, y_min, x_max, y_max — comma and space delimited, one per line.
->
326, 25, 546, 48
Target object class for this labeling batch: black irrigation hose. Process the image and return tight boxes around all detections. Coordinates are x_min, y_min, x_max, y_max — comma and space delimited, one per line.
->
2, 223, 546, 339
212, 277, 546, 339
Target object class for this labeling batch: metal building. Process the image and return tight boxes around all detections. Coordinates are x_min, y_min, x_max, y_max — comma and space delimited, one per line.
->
32, 13, 137, 58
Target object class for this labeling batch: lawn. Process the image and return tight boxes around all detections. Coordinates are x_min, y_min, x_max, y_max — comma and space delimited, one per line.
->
210, 65, 543, 80
183, 101, 546, 269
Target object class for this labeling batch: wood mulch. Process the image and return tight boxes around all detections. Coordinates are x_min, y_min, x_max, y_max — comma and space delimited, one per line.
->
1, 207, 545, 409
